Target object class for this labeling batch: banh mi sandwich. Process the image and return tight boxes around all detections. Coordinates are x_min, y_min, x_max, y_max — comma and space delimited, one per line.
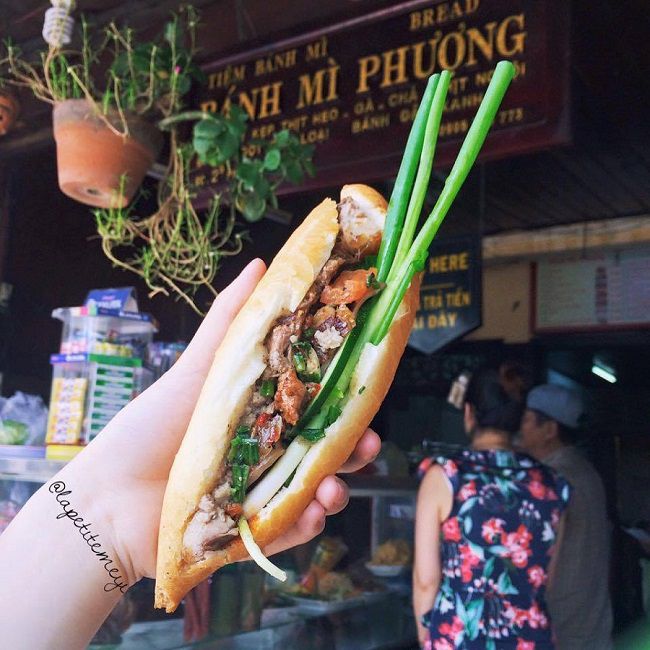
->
155, 61, 515, 612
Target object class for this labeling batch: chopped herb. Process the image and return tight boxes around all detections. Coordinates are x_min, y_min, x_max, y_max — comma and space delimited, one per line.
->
358, 385, 366, 395
292, 351, 307, 374
241, 438, 260, 465
326, 404, 342, 427
300, 428, 326, 442
365, 272, 383, 291
303, 327, 316, 339
228, 436, 260, 465
260, 379, 276, 398
236, 425, 251, 436
292, 342, 321, 382
231, 463, 250, 503
283, 468, 297, 488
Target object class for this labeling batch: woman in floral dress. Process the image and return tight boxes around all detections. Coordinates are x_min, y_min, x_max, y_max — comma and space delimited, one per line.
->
413, 370, 572, 650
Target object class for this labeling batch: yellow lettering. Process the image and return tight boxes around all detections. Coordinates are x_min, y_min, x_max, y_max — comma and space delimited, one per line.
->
380, 46, 410, 88
466, 22, 497, 65
438, 27, 467, 70
496, 13, 527, 56
208, 64, 246, 90
305, 37, 328, 61
200, 100, 217, 113
297, 69, 332, 108
412, 39, 438, 79
356, 54, 381, 93
258, 81, 282, 118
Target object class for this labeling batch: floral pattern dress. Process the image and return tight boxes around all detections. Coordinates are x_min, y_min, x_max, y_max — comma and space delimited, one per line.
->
421, 449, 572, 650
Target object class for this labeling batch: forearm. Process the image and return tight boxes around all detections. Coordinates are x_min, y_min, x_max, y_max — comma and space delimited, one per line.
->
413, 578, 439, 645
0, 459, 130, 649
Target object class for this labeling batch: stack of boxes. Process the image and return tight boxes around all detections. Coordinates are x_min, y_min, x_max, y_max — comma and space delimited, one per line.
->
45, 288, 157, 460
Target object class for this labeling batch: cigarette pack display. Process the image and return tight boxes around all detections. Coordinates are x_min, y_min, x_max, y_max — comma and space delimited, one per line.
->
46, 289, 157, 449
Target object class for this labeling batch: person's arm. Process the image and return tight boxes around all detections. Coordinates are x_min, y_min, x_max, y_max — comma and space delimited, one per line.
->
547, 513, 567, 593
0, 260, 381, 649
413, 464, 450, 647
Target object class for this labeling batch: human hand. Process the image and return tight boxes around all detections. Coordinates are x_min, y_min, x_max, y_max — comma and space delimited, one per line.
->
74, 259, 380, 585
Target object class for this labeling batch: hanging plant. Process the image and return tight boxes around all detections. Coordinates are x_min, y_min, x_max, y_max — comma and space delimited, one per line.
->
0, 6, 204, 207
2, 6, 314, 314
94, 106, 314, 315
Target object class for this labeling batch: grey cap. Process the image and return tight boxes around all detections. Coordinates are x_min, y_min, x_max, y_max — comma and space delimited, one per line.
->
526, 384, 583, 428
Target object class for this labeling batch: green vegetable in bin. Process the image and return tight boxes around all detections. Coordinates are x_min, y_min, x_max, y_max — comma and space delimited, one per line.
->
0, 420, 28, 445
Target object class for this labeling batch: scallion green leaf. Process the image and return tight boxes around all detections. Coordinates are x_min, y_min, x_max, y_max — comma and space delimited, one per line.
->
292, 352, 307, 374
231, 463, 250, 503
260, 379, 276, 398
375, 74, 440, 282
300, 428, 326, 442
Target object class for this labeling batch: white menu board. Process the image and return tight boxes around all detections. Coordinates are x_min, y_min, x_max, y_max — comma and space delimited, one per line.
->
535, 249, 650, 330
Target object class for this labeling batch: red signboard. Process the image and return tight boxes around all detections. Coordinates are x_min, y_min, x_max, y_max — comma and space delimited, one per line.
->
192, 0, 570, 192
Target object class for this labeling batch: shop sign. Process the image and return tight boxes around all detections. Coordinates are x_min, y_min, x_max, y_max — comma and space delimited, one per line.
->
535, 249, 650, 332
409, 236, 482, 354
193, 0, 570, 192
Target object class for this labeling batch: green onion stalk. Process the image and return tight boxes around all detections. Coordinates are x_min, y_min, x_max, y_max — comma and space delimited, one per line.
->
295, 61, 515, 437
245, 61, 516, 518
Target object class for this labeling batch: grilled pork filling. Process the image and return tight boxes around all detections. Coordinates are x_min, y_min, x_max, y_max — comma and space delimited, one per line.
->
183, 197, 382, 561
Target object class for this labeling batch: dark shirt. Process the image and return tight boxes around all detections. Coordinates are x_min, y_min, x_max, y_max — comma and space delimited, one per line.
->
422, 449, 571, 649
543, 446, 613, 650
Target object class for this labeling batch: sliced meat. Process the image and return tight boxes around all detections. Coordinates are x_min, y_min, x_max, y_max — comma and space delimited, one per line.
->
313, 305, 335, 328
265, 256, 348, 376
274, 368, 306, 425
248, 446, 286, 485
212, 479, 231, 504
266, 317, 296, 375
183, 507, 238, 560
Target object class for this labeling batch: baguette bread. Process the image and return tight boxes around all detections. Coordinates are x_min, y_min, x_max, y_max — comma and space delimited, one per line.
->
155, 187, 420, 612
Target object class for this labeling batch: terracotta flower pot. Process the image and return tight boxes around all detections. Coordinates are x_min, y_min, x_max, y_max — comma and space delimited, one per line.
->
0, 90, 20, 136
52, 99, 163, 208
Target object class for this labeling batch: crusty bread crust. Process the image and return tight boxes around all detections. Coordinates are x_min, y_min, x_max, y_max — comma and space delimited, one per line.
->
340, 183, 387, 212
155, 189, 420, 612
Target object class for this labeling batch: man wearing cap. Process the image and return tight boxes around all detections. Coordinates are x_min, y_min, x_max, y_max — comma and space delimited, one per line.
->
520, 384, 613, 650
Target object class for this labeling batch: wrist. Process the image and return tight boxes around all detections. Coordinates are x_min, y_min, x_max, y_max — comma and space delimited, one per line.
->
52, 455, 135, 591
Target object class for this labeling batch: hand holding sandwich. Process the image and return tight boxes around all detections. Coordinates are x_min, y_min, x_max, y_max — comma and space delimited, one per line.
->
0, 259, 380, 650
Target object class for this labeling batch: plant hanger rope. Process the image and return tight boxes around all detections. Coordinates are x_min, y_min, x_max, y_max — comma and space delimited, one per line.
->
95, 132, 247, 316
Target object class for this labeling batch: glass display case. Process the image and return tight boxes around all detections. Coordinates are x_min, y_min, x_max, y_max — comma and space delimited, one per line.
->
0, 463, 419, 649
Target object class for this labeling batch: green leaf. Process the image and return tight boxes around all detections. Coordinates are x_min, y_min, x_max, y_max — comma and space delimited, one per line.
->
236, 191, 266, 222
496, 571, 519, 596
326, 404, 342, 427
458, 496, 476, 516
483, 557, 495, 579
300, 428, 325, 442
263, 148, 281, 171
489, 544, 508, 556
463, 516, 473, 536
193, 118, 223, 139
466, 599, 484, 640
274, 129, 291, 147
164, 20, 179, 46
236, 161, 262, 190
468, 541, 485, 561
285, 161, 304, 184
